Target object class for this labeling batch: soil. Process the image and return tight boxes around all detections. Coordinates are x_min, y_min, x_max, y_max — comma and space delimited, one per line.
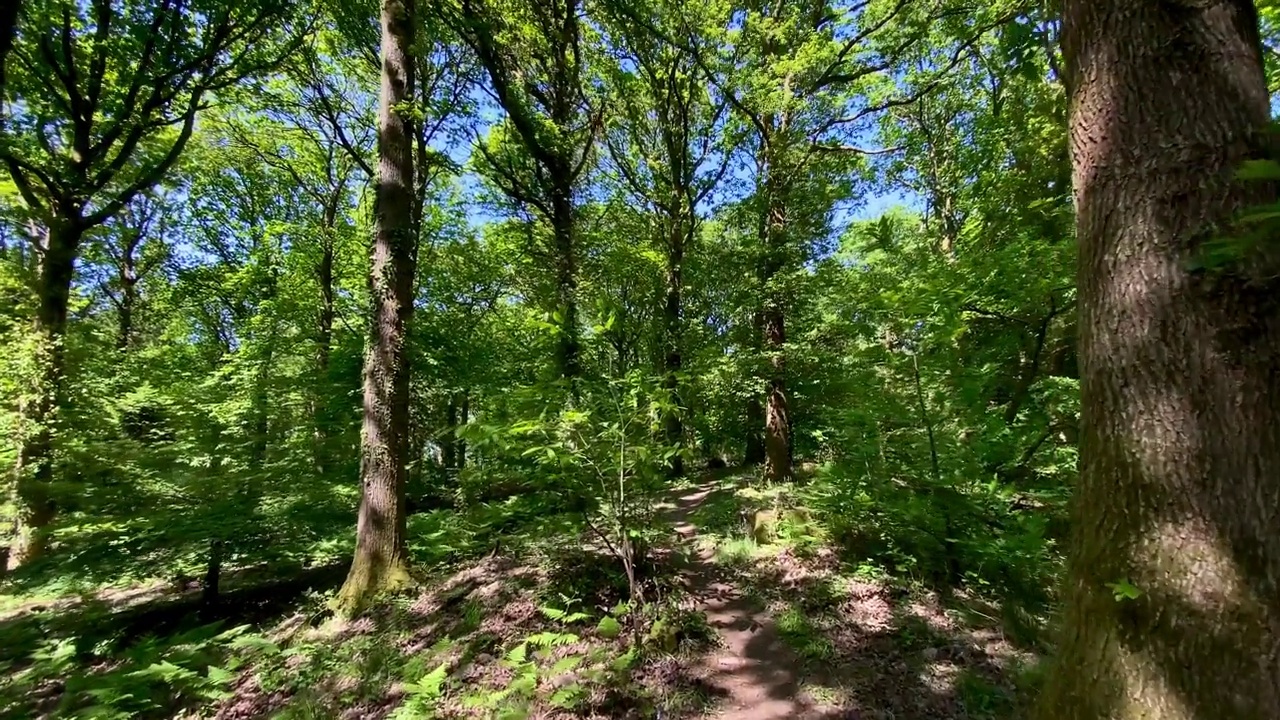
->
661, 482, 832, 719
657, 475, 1037, 720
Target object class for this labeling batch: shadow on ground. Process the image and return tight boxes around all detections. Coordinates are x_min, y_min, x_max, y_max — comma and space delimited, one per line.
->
653, 475, 1040, 720
0, 472, 1042, 720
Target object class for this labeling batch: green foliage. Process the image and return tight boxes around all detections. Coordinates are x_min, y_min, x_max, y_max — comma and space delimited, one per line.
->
0, 623, 277, 719
0, 0, 1085, 717
776, 605, 836, 663
1106, 579, 1141, 602
391, 662, 450, 720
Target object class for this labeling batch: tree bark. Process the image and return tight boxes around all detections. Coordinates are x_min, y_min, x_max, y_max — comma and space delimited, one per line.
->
313, 199, 337, 474
8, 219, 83, 570
762, 302, 790, 483
744, 310, 766, 465
457, 390, 468, 469
1038, 2, 1280, 718
0, 0, 18, 97
335, 0, 417, 616
664, 221, 684, 478
441, 392, 458, 470
762, 170, 791, 484
114, 228, 142, 351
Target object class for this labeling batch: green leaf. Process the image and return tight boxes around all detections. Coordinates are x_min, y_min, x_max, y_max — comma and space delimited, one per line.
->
505, 642, 528, 664
550, 655, 584, 675
206, 665, 237, 685
611, 647, 640, 671
596, 616, 623, 638
550, 684, 584, 708
1106, 579, 1142, 601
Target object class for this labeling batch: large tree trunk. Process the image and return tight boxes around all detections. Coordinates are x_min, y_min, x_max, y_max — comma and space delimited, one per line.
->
335, 0, 416, 616
664, 221, 684, 479
762, 176, 791, 483
1038, 2, 1280, 718
8, 219, 83, 570
744, 309, 766, 465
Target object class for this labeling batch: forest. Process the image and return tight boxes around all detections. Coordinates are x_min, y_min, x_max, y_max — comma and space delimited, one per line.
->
1, 0, 1279, 718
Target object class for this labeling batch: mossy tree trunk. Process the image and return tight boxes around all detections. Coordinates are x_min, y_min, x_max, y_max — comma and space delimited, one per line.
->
761, 155, 792, 484
335, 0, 417, 617
8, 219, 82, 570
1038, 1, 1280, 717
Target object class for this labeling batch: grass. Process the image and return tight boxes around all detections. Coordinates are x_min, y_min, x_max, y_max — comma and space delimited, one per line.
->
0, 464, 1059, 720
775, 604, 835, 663
713, 536, 761, 566
955, 668, 1015, 718
801, 681, 849, 706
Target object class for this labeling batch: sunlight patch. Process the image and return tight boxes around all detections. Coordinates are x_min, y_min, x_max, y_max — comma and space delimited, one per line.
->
1116, 642, 1194, 720
1146, 518, 1253, 614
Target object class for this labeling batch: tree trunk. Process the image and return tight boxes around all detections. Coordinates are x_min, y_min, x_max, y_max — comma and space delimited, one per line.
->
664, 221, 684, 479
8, 219, 82, 570
762, 302, 790, 483
457, 390, 468, 469
744, 309, 766, 465
441, 392, 458, 470
115, 228, 140, 351
762, 177, 791, 483
335, 0, 416, 616
0, 0, 18, 96
1038, 2, 1280, 718
1004, 298, 1058, 426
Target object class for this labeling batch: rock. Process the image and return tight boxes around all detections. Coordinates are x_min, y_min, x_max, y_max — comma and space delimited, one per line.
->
922, 647, 939, 661
548, 671, 581, 689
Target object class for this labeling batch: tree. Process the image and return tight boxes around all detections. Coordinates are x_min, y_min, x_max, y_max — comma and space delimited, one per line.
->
221, 45, 374, 474
675, 0, 965, 481
0, 0, 18, 95
0, 0, 298, 568
601, 2, 727, 477
447, 0, 596, 381
335, 0, 418, 615
97, 193, 170, 351
1037, 1, 1280, 717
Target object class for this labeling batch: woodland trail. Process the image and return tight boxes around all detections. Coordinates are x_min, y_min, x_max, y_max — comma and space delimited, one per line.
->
658, 477, 842, 720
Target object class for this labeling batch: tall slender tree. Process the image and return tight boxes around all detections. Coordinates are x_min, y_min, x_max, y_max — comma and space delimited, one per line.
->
99, 193, 169, 351
447, 0, 596, 380
602, 3, 727, 477
335, 0, 418, 615
0, 0, 18, 96
0, 0, 297, 568
1038, 1, 1280, 717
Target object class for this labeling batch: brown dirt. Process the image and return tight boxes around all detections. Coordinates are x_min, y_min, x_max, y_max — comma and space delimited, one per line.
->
659, 475, 1039, 720
198, 473, 1039, 719
660, 481, 840, 720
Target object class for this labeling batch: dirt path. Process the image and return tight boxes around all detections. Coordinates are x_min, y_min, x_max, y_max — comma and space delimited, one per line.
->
660, 479, 837, 720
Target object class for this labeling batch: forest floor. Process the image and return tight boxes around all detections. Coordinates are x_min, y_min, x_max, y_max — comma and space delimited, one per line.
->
651, 474, 1038, 720
0, 470, 1045, 719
